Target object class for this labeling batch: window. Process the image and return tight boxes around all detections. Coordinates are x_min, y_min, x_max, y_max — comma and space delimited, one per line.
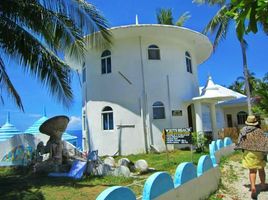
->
152, 101, 165, 119
185, 51, 192, 73
102, 106, 114, 130
82, 62, 86, 83
148, 45, 160, 60
237, 111, 248, 125
101, 50, 111, 74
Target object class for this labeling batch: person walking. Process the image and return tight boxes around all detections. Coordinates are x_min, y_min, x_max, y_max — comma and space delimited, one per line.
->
237, 115, 267, 199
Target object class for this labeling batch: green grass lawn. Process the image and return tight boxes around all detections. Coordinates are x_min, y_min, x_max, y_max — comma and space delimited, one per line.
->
0, 150, 206, 200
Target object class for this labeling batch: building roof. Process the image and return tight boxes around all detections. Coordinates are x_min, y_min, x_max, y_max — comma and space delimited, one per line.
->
69, 24, 212, 69
192, 76, 236, 103
217, 97, 248, 107
0, 112, 21, 141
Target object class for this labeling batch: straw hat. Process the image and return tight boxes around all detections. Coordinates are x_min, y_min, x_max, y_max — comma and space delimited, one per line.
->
245, 115, 259, 126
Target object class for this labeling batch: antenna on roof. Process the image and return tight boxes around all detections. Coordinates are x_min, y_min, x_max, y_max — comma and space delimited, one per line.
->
43, 107, 47, 117
135, 14, 139, 25
6, 112, 10, 123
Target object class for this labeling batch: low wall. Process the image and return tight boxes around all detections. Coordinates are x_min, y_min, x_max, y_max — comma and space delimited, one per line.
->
0, 134, 41, 166
96, 137, 235, 200
0, 134, 84, 167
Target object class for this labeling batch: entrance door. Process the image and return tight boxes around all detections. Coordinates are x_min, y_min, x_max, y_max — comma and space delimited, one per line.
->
226, 114, 233, 127
187, 105, 193, 130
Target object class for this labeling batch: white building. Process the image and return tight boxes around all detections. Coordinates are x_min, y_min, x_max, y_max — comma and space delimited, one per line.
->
68, 24, 219, 156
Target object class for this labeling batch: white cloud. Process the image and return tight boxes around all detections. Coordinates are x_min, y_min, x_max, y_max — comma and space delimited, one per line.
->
67, 116, 82, 130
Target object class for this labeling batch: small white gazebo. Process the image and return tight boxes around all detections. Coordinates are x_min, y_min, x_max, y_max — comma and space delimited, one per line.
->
192, 76, 235, 139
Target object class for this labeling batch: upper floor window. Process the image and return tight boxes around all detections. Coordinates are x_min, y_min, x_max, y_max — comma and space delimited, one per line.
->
101, 50, 111, 74
82, 62, 86, 83
185, 51, 192, 73
148, 45, 160, 60
152, 101, 165, 119
237, 111, 248, 125
102, 106, 114, 130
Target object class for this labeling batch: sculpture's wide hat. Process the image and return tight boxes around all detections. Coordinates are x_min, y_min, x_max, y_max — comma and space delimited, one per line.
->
39, 115, 69, 138
245, 115, 259, 126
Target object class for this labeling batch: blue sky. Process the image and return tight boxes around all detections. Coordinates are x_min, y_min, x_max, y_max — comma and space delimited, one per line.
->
0, 0, 267, 131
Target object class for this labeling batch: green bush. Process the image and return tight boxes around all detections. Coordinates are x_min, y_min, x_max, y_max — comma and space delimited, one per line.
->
192, 132, 208, 153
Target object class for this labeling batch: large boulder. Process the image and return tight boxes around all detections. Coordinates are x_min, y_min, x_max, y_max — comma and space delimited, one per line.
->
104, 156, 116, 168
113, 166, 131, 177
135, 159, 148, 172
118, 158, 130, 167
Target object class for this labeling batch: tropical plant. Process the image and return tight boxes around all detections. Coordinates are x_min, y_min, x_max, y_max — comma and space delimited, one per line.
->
0, 0, 111, 111
237, 71, 258, 95
228, 80, 245, 94
192, 132, 207, 153
252, 73, 268, 116
194, 0, 254, 115
156, 8, 190, 26
194, 0, 268, 37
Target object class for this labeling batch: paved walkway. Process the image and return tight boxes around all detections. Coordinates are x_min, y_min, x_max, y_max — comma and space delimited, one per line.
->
218, 160, 268, 200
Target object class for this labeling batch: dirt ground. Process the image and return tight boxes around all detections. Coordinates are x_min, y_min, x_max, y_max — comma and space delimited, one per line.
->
214, 157, 268, 200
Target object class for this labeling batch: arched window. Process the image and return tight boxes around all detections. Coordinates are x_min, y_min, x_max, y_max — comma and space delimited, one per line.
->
185, 51, 192, 73
102, 106, 114, 130
152, 101, 165, 119
101, 50, 111, 74
148, 45, 160, 60
237, 111, 248, 125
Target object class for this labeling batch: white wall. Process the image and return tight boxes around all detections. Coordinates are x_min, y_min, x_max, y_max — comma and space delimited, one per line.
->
223, 106, 248, 128
82, 31, 203, 155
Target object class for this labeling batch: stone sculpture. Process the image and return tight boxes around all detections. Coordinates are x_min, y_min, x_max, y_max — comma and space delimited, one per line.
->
34, 116, 70, 173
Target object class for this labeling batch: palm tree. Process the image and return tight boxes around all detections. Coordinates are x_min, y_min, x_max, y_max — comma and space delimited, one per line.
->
156, 8, 190, 26
0, 0, 111, 111
228, 80, 245, 94
194, 0, 253, 115
237, 71, 257, 95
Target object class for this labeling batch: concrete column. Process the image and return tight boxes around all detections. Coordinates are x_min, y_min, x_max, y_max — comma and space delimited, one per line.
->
194, 101, 203, 134
209, 103, 218, 140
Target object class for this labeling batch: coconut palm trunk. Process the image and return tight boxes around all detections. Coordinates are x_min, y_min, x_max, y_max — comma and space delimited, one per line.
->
240, 40, 252, 115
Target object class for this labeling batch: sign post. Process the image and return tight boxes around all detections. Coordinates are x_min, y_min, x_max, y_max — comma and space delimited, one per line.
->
162, 128, 193, 162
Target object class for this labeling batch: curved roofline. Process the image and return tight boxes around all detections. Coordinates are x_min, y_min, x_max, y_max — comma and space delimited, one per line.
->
108, 24, 207, 37
67, 24, 212, 69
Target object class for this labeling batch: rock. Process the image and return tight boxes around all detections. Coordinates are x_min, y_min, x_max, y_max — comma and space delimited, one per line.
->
88, 162, 112, 176
104, 156, 115, 167
135, 159, 148, 172
113, 166, 130, 177
118, 158, 130, 167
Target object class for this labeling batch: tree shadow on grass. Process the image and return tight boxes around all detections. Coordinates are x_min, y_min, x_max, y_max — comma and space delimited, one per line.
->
0, 169, 134, 200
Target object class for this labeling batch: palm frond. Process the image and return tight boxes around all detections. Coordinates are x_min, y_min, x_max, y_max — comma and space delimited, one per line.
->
156, 8, 173, 25
203, 5, 231, 50
0, 56, 24, 111
0, 16, 73, 107
193, 0, 226, 6
175, 11, 191, 26
41, 0, 112, 50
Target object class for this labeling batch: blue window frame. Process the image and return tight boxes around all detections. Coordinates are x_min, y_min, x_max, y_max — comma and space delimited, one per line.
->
152, 101, 165, 119
102, 106, 114, 130
101, 50, 112, 74
148, 45, 160, 60
185, 51, 192, 73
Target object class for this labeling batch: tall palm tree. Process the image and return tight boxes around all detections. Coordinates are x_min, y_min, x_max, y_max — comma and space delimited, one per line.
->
0, 0, 111, 111
228, 80, 245, 94
194, 0, 253, 115
237, 71, 257, 95
156, 8, 190, 26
